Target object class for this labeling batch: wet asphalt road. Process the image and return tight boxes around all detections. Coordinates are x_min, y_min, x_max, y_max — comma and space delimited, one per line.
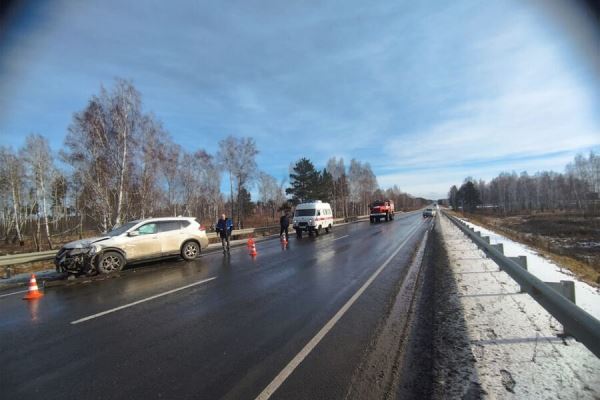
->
0, 212, 432, 400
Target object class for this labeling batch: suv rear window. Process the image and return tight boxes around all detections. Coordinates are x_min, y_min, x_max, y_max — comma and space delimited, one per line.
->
159, 221, 181, 232
295, 209, 316, 217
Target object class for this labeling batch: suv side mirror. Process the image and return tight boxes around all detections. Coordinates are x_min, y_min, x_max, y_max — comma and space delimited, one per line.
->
128, 230, 140, 237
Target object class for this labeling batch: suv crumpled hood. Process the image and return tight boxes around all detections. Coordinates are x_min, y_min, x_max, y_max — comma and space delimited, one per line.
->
62, 236, 113, 249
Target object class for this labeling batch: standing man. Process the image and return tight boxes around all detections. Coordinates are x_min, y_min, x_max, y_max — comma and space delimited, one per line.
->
216, 213, 233, 254
279, 211, 290, 241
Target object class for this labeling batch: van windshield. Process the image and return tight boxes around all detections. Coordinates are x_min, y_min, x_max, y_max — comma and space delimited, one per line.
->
295, 209, 316, 217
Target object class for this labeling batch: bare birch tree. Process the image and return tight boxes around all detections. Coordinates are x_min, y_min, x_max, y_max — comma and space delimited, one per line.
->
217, 136, 258, 227
160, 141, 182, 216
110, 80, 141, 225
63, 79, 144, 231
22, 134, 54, 249
0, 147, 25, 245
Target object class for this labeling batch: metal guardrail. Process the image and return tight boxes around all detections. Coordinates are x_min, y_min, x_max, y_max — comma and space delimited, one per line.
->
0, 250, 58, 267
0, 215, 369, 269
441, 210, 600, 358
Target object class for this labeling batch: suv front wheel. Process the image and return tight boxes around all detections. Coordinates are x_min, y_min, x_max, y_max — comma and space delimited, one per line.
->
181, 241, 200, 260
97, 251, 125, 274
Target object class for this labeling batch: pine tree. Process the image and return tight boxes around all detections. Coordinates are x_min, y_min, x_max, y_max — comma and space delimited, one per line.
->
458, 181, 481, 212
317, 168, 334, 203
286, 158, 321, 204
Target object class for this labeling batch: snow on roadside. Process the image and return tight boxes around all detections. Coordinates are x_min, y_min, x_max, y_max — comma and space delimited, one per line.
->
459, 218, 600, 320
439, 216, 599, 399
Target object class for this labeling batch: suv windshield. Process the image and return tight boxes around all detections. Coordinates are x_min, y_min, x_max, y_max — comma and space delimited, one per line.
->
106, 221, 138, 237
372, 201, 385, 206
295, 209, 316, 217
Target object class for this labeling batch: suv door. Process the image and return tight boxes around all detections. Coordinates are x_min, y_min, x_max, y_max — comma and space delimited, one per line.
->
157, 220, 184, 255
125, 222, 161, 260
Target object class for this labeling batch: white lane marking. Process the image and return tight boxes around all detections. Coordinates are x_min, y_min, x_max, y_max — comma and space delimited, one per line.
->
255, 224, 422, 400
0, 289, 29, 298
70, 276, 217, 325
332, 235, 349, 241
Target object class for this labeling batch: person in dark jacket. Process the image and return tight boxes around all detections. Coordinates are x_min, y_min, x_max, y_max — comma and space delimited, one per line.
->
279, 211, 290, 241
216, 213, 233, 254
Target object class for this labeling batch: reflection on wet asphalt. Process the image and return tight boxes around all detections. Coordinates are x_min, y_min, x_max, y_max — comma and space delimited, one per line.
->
0, 212, 431, 400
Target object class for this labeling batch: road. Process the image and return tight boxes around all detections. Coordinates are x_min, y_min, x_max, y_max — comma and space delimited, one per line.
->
0, 212, 433, 400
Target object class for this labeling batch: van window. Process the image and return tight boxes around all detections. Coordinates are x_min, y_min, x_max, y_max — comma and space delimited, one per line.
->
295, 209, 316, 217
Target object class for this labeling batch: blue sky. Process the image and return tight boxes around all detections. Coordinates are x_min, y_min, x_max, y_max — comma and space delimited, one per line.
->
0, 0, 598, 199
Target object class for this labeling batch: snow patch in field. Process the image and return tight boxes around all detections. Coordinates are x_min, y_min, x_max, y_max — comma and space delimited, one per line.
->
459, 218, 600, 320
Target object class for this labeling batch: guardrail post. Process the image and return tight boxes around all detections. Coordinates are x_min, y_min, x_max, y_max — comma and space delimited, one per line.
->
482, 236, 490, 244
545, 281, 576, 304
509, 256, 528, 291
545, 280, 576, 337
491, 243, 504, 254
509, 256, 527, 270
3, 266, 12, 279
475, 231, 481, 237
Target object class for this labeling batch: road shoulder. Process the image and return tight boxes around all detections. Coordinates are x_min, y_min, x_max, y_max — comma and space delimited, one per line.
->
437, 214, 600, 399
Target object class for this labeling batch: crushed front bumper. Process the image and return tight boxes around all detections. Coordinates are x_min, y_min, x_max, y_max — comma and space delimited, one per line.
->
55, 248, 97, 274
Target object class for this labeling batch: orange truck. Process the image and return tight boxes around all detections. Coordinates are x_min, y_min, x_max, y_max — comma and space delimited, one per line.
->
369, 200, 395, 223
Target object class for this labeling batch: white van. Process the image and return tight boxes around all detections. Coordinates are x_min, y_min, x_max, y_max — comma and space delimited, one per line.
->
292, 200, 334, 238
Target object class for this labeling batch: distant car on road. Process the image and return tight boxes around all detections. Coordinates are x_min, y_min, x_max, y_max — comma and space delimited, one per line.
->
55, 217, 209, 275
423, 208, 436, 218
293, 200, 334, 238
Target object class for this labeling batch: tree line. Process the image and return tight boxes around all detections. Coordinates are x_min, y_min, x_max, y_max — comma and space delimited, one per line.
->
286, 157, 429, 217
447, 151, 600, 214
0, 79, 427, 251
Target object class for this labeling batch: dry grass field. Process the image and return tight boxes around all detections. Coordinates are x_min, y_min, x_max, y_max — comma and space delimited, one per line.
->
451, 211, 600, 286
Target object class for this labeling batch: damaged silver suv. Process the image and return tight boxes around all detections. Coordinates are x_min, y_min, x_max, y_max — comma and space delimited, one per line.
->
55, 217, 209, 275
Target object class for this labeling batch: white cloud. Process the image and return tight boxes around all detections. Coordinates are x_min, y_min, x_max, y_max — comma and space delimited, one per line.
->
378, 10, 599, 196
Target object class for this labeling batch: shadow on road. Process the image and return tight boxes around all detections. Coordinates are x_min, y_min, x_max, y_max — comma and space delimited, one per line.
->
395, 221, 485, 399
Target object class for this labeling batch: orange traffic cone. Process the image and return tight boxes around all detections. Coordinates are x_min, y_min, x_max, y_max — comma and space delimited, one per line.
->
249, 243, 258, 257
247, 237, 255, 249
23, 273, 43, 300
